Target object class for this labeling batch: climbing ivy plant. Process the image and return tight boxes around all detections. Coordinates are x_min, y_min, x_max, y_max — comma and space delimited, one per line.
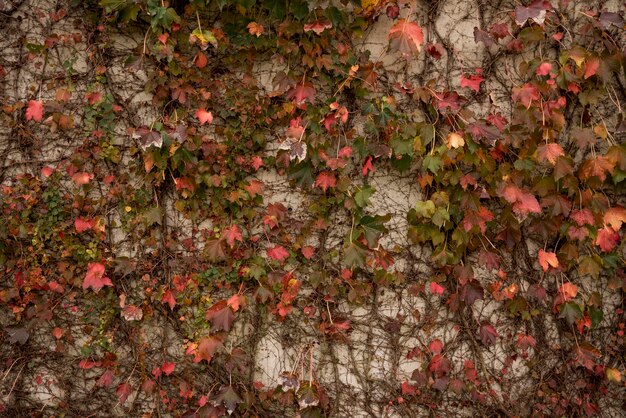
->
1, 0, 625, 416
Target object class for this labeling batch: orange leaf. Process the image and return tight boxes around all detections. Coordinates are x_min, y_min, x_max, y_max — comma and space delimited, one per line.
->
389, 19, 424, 57
559, 282, 577, 300
538, 249, 559, 272
196, 109, 213, 125
537, 143, 564, 165
247, 22, 264, 37
604, 206, 626, 231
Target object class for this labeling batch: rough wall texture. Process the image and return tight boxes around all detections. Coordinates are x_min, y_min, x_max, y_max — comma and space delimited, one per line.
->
1, 1, 625, 417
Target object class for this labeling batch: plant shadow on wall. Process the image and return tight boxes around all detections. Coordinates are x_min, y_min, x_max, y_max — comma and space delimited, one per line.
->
0, 0, 625, 417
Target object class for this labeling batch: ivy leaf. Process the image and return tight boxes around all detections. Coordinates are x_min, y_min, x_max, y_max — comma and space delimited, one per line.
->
304, 19, 332, 35
512, 83, 540, 108
359, 214, 390, 248
205, 300, 235, 332
6, 327, 29, 345
286, 81, 316, 105
354, 185, 375, 208
314, 171, 336, 192
479, 322, 498, 346
578, 156, 614, 182
538, 249, 559, 272
343, 242, 367, 267
212, 385, 242, 415
25, 99, 44, 122
75, 217, 94, 233
194, 335, 223, 363
461, 281, 484, 306
222, 225, 243, 249
161, 362, 175, 376
498, 183, 541, 216
559, 301, 582, 325
267, 245, 290, 262
388, 19, 424, 57
196, 109, 213, 125
536, 143, 564, 165
446, 132, 465, 149
604, 206, 626, 231
83, 262, 113, 293
205, 239, 226, 261
460, 73, 484, 93
514, 0, 550, 26
595, 227, 620, 253
116, 382, 132, 405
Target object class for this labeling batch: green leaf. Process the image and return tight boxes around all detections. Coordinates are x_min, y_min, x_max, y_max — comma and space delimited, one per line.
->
99, 0, 127, 12
359, 214, 390, 247
588, 307, 603, 328
118, 4, 140, 22
288, 161, 314, 188
354, 186, 375, 208
414, 200, 436, 218
290, 0, 309, 20
431, 207, 450, 227
144, 206, 163, 226
559, 301, 582, 325
343, 242, 366, 267
263, 0, 286, 20
423, 155, 442, 174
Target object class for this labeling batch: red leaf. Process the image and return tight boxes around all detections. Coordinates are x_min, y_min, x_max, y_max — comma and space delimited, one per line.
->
116, 382, 132, 404
25, 100, 44, 122
538, 249, 559, 272
195, 52, 208, 68
205, 300, 235, 332
584, 57, 600, 79
194, 335, 223, 363
97, 370, 115, 388
52, 328, 64, 339
286, 81, 316, 105
196, 109, 213, 125
227, 294, 242, 312
303, 19, 332, 35
162, 289, 176, 310
430, 282, 445, 295
498, 183, 541, 216
428, 354, 451, 376
314, 171, 336, 192
512, 83, 540, 108
267, 245, 289, 262
222, 224, 243, 248
536, 62, 553, 76
595, 226, 620, 252
389, 19, 424, 57
161, 362, 175, 376
301, 246, 315, 260
460, 73, 484, 93
251, 156, 263, 171
83, 262, 113, 293
515, 333, 536, 351
41, 166, 55, 178
245, 179, 264, 197
429, 339, 444, 354
362, 156, 374, 176
479, 322, 498, 346
75, 217, 93, 233
72, 172, 93, 186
